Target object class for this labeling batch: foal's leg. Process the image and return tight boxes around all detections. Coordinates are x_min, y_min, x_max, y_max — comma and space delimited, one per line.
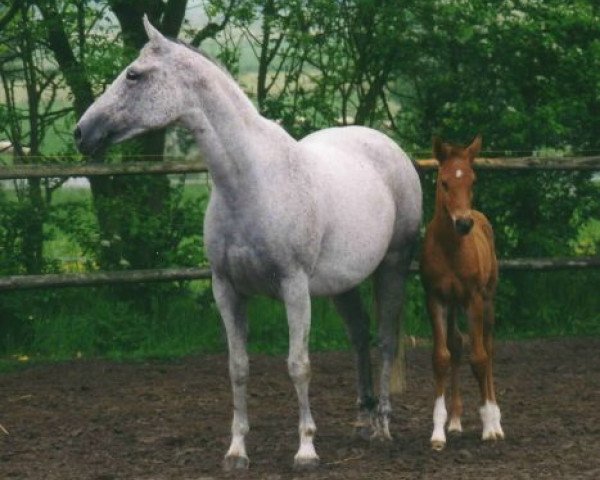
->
483, 299, 504, 439
282, 274, 319, 468
333, 288, 376, 440
374, 258, 410, 440
446, 307, 464, 434
467, 294, 500, 441
213, 276, 250, 471
427, 296, 450, 450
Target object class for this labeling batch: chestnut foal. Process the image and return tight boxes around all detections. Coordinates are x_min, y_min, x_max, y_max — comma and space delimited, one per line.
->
420, 135, 504, 450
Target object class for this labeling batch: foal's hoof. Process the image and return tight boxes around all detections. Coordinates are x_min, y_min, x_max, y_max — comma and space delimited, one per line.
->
447, 417, 463, 433
431, 439, 446, 451
223, 454, 249, 471
481, 422, 505, 441
482, 428, 505, 441
293, 455, 320, 471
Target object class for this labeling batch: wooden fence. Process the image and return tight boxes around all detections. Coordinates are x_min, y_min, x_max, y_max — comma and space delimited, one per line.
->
0, 156, 598, 291
1, 155, 599, 180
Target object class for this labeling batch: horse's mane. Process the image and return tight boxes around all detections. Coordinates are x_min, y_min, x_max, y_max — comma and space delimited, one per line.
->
166, 37, 233, 79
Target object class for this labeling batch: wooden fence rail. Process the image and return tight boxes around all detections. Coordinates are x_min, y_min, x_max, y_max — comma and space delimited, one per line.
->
0, 155, 599, 180
0, 256, 598, 291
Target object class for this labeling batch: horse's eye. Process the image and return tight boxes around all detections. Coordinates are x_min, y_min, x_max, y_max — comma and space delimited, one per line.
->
126, 69, 141, 81
441, 181, 449, 191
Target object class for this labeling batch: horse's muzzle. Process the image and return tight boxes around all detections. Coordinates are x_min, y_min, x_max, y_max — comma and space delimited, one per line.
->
455, 217, 474, 235
74, 117, 109, 156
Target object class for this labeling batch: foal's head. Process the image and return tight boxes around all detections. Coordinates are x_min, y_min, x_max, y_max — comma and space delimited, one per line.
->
432, 135, 482, 236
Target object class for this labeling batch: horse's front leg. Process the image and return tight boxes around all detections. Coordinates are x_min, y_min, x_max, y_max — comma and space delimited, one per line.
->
427, 295, 450, 450
213, 275, 250, 471
483, 299, 504, 440
467, 294, 502, 441
282, 273, 319, 469
446, 307, 464, 434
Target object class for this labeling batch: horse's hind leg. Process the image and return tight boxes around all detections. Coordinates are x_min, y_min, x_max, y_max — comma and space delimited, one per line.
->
213, 276, 250, 471
446, 307, 464, 433
333, 288, 376, 440
373, 255, 411, 440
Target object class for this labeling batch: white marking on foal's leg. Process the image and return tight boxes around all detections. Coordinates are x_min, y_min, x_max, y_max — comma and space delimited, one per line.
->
447, 416, 462, 433
492, 403, 504, 439
431, 396, 447, 450
480, 401, 504, 440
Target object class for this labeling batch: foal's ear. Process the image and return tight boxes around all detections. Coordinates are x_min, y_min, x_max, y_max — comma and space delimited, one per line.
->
432, 136, 451, 163
143, 14, 168, 46
467, 134, 482, 162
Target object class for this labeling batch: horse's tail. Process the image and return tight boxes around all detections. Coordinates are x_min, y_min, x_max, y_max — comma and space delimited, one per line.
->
389, 236, 420, 395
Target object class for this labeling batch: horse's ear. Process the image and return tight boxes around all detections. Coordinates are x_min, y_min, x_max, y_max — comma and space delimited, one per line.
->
143, 14, 167, 45
467, 134, 482, 162
432, 136, 451, 163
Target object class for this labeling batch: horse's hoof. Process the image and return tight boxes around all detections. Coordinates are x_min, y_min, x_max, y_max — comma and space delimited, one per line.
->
370, 426, 393, 442
447, 418, 463, 433
482, 430, 498, 441
482, 428, 505, 441
293, 455, 320, 470
493, 421, 505, 440
431, 439, 446, 451
223, 454, 250, 471
354, 424, 374, 441
375, 431, 393, 442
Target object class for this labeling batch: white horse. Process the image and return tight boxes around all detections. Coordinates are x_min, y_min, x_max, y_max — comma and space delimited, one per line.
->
75, 16, 422, 470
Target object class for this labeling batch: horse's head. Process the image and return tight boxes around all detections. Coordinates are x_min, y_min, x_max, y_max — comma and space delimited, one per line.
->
75, 16, 190, 156
432, 135, 482, 236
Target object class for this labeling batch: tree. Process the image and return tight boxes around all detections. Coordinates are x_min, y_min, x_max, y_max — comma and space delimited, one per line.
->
0, 0, 73, 273
237, 0, 415, 138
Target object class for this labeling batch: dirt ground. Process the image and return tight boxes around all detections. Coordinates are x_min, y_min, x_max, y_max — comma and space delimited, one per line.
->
1, 337, 599, 479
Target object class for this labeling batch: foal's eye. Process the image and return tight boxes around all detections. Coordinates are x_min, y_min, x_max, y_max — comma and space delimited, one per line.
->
126, 69, 141, 81
441, 181, 449, 191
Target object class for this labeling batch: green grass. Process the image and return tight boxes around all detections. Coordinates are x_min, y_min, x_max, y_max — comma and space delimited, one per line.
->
2, 268, 599, 375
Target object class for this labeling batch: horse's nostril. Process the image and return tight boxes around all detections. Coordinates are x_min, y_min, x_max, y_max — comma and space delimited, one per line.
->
455, 218, 474, 235
73, 126, 82, 142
